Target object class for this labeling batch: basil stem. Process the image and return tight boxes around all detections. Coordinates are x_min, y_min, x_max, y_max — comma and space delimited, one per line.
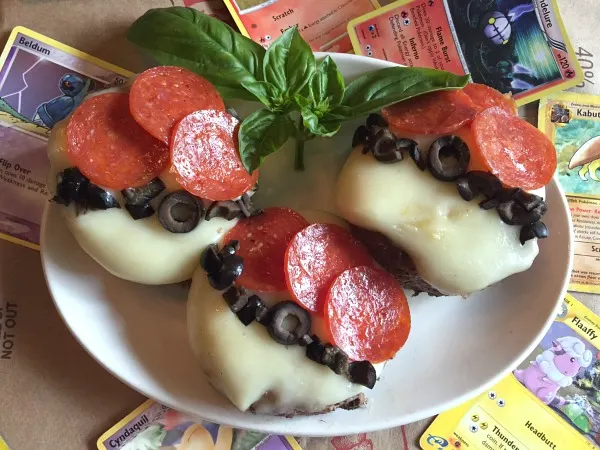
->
295, 117, 306, 171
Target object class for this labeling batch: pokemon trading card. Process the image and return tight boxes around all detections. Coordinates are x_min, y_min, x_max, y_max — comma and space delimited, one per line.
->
538, 91, 600, 294
0, 27, 130, 250
223, 0, 379, 52
348, 0, 583, 106
183, 0, 235, 26
421, 294, 600, 450
97, 399, 301, 450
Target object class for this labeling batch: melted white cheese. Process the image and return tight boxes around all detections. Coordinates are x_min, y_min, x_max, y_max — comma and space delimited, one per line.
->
47, 119, 236, 285
335, 147, 539, 295
187, 267, 368, 414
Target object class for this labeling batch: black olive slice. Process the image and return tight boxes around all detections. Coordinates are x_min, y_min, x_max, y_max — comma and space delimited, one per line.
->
207, 270, 237, 291
206, 201, 243, 221
252, 295, 270, 325
200, 244, 222, 274
331, 351, 350, 375
84, 185, 121, 210
61, 167, 87, 185
54, 167, 119, 212
497, 200, 546, 226
267, 301, 311, 345
299, 334, 313, 347
353, 125, 369, 149
514, 190, 544, 212
158, 191, 204, 233
306, 337, 326, 364
222, 285, 249, 313
467, 171, 502, 199
401, 140, 426, 171
496, 187, 520, 203
520, 221, 548, 245
427, 136, 470, 181
222, 252, 244, 273
236, 295, 267, 326
366, 113, 388, 130
54, 167, 88, 206
236, 193, 254, 218
207, 254, 243, 290
371, 129, 403, 163
456, 177, 474, 201
121, 178, 165, 206
223, 240, 240, 255
125, 203, 154, 220
348, 361, 377, 389
321, 345, 339, 367
479, 198, 499, 210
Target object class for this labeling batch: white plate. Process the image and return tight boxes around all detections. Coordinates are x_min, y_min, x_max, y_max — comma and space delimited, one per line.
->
40, 54, 573, 436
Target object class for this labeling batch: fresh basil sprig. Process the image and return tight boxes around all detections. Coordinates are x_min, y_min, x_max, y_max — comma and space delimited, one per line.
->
128, 7, 470, 173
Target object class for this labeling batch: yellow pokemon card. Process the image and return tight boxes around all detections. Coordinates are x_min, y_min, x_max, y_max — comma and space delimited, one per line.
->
348, 0, 583, 106
538, 91, 600, 294
97, 399, 301, 450
421, 294, 600, 450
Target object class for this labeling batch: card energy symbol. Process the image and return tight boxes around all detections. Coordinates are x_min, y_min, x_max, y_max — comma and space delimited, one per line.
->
425, 434, 448, 448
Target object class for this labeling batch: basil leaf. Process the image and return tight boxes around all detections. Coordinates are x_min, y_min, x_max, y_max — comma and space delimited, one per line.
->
239, 110, 296, 173
295, 94, 340, 137
310, 56, 345, 109
241, 81, 282, 110
331, 67, 470, 119
300, 107, 340, 137
263, 27, 316, 100
294, 94, 312, 110
127, 7, 265, 100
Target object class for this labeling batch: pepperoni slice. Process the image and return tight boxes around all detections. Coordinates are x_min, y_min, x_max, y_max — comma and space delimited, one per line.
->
130, 66, 225, 144
66, 93, 169, 189
223, 207, 308, 292
284, 223, 375, 313
382, 90, 477, 135
170, 110, 258, 201
326, 266, 411, 363
467, 107, 557, 190
463, 83, 517, 115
